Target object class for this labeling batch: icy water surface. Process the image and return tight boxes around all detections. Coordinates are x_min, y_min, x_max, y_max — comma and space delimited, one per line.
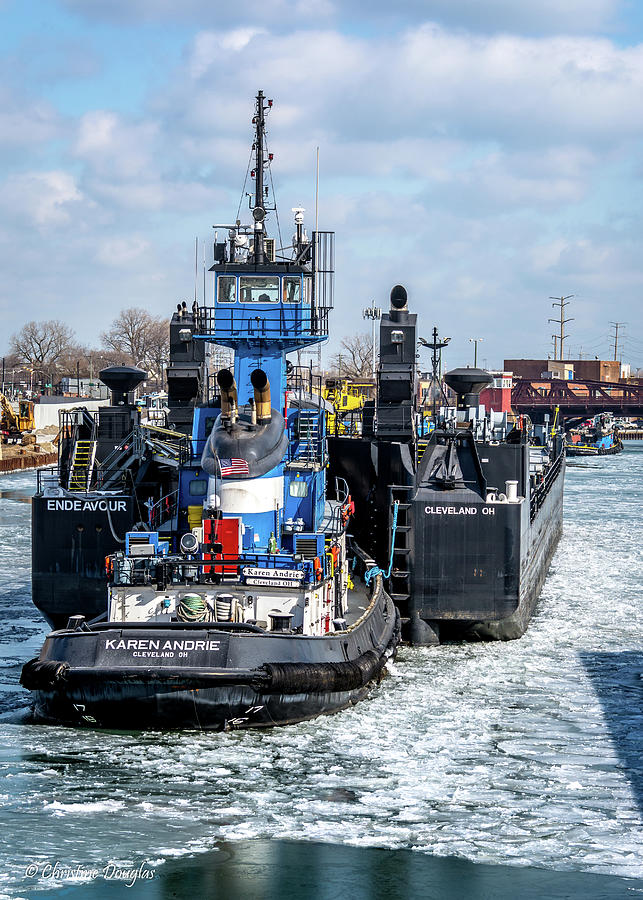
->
0, 450, 641, 897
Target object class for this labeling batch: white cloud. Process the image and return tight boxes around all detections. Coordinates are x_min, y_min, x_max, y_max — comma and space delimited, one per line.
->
74, 111, 159, 178
1, 171, 84, 226
59, 0, 622, 35
95, 236, 152, 267
0, 89, 62, 155
2, 18, 643, 364
189, 29, 266, 78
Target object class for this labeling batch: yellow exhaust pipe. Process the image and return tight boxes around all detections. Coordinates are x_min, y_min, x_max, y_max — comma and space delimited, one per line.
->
217, 369, 238, 422
250, 369, 271, 425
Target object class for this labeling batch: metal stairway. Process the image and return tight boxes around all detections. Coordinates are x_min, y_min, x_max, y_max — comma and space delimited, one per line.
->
67, 439, 97, 492
293, 411, 321, 465
387, 484, 413, 607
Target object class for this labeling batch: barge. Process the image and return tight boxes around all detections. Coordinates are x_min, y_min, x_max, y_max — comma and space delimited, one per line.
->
328, 286, 566, 644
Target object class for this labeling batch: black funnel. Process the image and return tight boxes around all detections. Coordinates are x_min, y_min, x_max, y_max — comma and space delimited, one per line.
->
100, 365, 147, 406
390, 284, 408, 310
444, 367, 493, 410
389, 284, 409, 323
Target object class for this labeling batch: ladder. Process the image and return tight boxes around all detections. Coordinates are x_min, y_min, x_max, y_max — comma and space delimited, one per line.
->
387, 484, 413, 608
294, 411, 320, 465
68, 439, 96, 492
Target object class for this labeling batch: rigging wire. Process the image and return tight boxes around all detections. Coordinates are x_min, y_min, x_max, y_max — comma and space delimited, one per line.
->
264, 134, 283, 253
236, 144, 254, 224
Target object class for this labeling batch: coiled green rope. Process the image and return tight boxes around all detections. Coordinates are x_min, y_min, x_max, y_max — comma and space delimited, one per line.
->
177, 593, 209, 623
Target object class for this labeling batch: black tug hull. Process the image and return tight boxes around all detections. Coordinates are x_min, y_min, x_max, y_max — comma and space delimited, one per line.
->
21, 578, 400, 731
27, 679, 384, 731
566, 444, 623, 457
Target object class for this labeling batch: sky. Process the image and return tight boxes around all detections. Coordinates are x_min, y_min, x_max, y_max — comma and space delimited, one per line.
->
2, 0, 643, 372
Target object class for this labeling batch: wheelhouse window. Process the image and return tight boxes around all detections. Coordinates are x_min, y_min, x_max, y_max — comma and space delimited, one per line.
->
283, 276, 301, 303
217, 275, 236, 303
239, 276, 279, 303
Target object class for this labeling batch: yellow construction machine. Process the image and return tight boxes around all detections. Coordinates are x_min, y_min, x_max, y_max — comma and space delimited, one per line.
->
323, 379, 371, 435
0, 393, 35, 442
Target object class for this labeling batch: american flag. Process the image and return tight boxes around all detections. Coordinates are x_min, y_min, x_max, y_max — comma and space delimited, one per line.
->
219, 458, 250, 477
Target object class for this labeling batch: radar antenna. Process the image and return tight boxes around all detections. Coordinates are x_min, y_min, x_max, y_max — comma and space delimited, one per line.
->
251, 90, 273, 265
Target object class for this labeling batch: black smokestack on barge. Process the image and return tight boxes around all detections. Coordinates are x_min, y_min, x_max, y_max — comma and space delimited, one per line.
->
444, 368, 493, 411
99, 366, 147, 406
96, 366, 147, 463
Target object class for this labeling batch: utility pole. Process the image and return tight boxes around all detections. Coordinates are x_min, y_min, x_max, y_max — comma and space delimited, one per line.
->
362, 303, 382, 381
610, 322, 625, 361
419, 328, 451, 418
469, 337, 483, 368
548, 295, 574, 361
551, 334, 558, 360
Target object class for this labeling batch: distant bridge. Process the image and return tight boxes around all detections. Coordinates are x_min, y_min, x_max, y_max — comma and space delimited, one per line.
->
511, 378, 643, 422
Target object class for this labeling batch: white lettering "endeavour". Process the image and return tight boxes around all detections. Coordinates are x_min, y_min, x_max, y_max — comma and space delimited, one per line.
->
47, 499, 127, 512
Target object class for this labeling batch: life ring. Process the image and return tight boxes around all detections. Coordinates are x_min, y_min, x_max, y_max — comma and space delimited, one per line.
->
104, 555, 113, 576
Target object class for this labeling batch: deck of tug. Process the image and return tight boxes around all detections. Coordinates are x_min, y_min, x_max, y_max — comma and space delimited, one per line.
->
342, 579, 375, 628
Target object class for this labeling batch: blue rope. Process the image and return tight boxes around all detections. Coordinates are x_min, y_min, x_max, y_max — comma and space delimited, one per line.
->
364, 566, 382, 585
364, 500, 399, 584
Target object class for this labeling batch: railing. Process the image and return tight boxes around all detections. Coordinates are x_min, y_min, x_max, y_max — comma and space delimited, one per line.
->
312, 231, 334, 313
326, 408, 363, 437
287, 366, 323, 401
112, 552, 314, 587
196, 304, 330, 343
530, 442, 564, 522
147, 489, 179, 530
96, 426, 191, 489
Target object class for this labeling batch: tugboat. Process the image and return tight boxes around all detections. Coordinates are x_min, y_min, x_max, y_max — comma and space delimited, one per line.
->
565, 413, 624, 456
328, 285, 566, 643
21, 92, 400, 730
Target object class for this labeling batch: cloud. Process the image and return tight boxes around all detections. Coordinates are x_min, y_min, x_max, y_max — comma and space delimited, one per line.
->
74, 110, 159, 178
59, 0, 621, 35
0, 171, 84, 226
59, 0, 333, 27
0, 88, 63, 157
95, 236, 152, 267
2, 17, 643, 365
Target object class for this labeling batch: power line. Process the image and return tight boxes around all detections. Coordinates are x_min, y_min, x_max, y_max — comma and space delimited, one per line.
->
610, 321, 626, 361
548, 295, 574, 360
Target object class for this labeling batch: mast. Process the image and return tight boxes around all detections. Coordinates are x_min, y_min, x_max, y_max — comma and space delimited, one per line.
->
252, 90, 269, 266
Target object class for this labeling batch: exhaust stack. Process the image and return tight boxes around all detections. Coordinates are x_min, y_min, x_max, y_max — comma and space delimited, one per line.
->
217, 369, 238, 423
250, 369, 272, 424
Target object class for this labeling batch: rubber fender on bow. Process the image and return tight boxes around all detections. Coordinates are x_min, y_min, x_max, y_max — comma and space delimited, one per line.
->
20, 659, 70, 691
261, 650, 382, 695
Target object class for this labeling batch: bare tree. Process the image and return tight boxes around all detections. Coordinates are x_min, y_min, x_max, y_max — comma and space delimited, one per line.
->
101, 307, 169, 387
10, 320, 76, 374
329, 333, 374, 379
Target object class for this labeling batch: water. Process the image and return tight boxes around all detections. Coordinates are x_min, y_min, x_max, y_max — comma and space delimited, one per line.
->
0, 452, 641, 897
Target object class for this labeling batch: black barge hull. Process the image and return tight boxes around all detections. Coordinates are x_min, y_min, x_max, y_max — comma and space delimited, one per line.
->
32, 494, 135, 628
21, 578, 400, 730
328, 434, 566, 644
